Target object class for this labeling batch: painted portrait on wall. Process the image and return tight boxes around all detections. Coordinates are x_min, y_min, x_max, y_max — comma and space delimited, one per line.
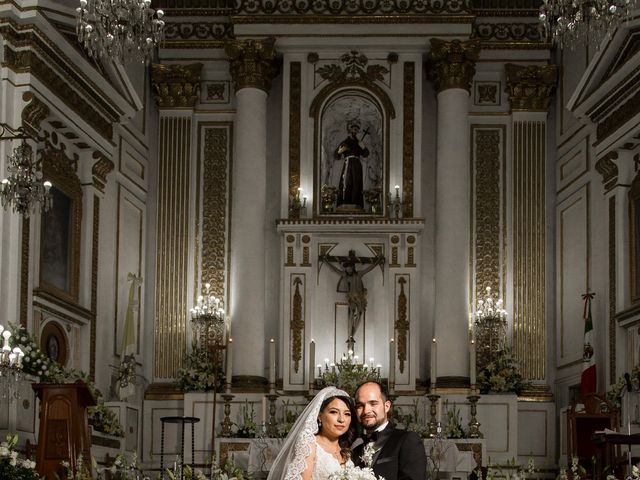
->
40, 186, 72, 293
317, 90, 385, 216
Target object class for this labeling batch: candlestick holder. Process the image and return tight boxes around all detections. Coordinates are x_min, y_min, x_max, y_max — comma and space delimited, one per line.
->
289, 189, 307, 219
388, 186, 404, 219
467, 394, 482, 438
266, 394, 278, 437
220, 394, 234, 437
427, 394, 441, 438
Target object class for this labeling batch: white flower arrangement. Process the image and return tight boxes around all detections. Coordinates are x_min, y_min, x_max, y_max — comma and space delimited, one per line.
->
328, 466, 384, 480
361, 442, 379, 468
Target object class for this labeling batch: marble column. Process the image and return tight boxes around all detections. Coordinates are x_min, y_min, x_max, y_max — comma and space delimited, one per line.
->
225, 38, 277, 381
505, 63, 557, 396
428, 39, 480, 386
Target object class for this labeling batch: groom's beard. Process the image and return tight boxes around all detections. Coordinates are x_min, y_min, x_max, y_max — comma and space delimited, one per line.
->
360, 414, 385, 432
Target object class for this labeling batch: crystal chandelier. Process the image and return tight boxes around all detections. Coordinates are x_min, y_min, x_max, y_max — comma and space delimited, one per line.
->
473, 286, 508, 364
0, 125, 52, 218
539, 0, 637, 49
190, 283, 227, 354
0, 324, 25, 403
76, 0, 165, 64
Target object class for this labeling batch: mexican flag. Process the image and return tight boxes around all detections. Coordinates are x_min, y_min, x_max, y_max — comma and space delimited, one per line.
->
580, 292, 596, 397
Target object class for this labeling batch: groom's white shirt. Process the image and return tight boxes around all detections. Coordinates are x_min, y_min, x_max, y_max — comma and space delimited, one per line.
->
375, 421, 389, 433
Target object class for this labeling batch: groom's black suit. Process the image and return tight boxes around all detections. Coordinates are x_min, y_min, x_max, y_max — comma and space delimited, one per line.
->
352, 422, 427, 480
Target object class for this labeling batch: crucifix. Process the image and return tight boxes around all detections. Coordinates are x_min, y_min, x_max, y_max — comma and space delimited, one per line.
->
319, 249, 385, 351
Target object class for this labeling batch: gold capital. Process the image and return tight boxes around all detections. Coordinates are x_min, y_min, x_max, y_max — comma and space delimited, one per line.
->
505, 63, 557, 112
225, 38, 278, 93
428, 39, 480, 94
151, 63, 203, 108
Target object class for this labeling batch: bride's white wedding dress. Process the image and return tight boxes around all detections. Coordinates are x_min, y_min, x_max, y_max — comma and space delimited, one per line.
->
267, 386, 354, 480
312, 439, 354, 480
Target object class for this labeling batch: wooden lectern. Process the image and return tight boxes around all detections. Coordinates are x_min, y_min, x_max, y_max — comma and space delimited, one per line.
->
33, 382, 97, 479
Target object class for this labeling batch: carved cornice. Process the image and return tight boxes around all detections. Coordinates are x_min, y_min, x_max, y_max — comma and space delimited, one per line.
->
234, 0, 471, 16
92, 151, 115, 192
163, 21, 234, 44
595, 151, 619, 193
225, 38, 278, 93
21, 92, 49, 136
0, 20, 120, 140
504, 63, 557, 112
472, 22, 545, 43
428, 39, 480, 93
151, 63, 203, 108
596, 87, 640, 143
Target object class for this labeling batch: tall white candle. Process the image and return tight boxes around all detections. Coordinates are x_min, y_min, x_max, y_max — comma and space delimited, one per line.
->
225, 338, 233, 393
431, 338, 437, 388
309, 339, 316, 390
269, 338, 276, 386
262, 396, 267, 428
389, 339, 396, 386
436, 397, 442, 424
470, 339, 476, 387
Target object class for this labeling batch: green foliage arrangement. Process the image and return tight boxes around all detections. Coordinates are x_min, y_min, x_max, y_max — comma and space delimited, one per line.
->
476, 346, 528, 395
234, 401, 259, 438
176, 344, 226, 392
316, 353, 380, 396
442, 401, 465, 439
607, 366, 640, 408
0, 434, 41, 480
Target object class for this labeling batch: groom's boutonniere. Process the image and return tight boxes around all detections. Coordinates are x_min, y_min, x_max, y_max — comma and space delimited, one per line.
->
361, 442, 379, 468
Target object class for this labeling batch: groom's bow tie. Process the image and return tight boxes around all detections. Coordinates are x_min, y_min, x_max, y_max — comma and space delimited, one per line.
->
364, 430, 379, 442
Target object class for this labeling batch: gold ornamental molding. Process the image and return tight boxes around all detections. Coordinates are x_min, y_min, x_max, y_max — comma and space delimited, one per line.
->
504, 63, 557, 112
473, 127, 503, 296
151, 63, 203, 108
428, 39, 480, 94
595, 151, 619, 193
201, 124, 231, 300
91, 151, 115, 193
21, 92, 49, 137
0, 20, 121, 140
90, 197, 100, 379
402, 62, 415, 218
291, 276, 304, 374
288, 62, 302, 206
20, 220, 30, 327
472, 22, 546, 44
395, 276, 409, 374
163, 21, 234, 47
234, 0, 471, 15
225, 38, 278, 94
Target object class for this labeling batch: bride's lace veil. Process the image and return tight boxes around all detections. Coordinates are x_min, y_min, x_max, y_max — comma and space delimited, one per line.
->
266, 386, 350, 480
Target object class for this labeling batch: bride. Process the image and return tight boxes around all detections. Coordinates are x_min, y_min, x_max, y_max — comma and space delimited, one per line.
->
267, 386, 358, 480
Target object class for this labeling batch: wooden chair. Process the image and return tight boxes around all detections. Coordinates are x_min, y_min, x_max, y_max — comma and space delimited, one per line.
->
567, 393, 620, 479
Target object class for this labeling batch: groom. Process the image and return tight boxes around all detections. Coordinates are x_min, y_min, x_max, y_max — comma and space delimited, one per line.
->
352, 381, 427, 480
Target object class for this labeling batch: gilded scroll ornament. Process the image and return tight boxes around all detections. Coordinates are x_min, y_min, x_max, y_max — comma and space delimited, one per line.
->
473, 22, 545, 44
21, 92, 49, 136
595, 151, 619, 193
91, 151, 115, 192
395, 277, 409, 374
151, 63, 203, 108
504, 63, 557, 112
225, 38, 278, 93
428, 39, 480, 94
291, 277, 304, 373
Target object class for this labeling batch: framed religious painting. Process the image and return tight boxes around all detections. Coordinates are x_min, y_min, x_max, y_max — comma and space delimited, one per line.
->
630, 171, 640, 304
40, 320, 69, 367
38, 142, 82, 304
314, 89, 389, 217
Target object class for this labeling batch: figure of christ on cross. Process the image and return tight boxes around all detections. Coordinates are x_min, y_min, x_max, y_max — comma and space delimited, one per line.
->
319, 249, 385, 350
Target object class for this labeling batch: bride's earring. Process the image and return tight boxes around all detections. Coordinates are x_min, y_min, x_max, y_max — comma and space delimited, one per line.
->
317, 418, 322, 430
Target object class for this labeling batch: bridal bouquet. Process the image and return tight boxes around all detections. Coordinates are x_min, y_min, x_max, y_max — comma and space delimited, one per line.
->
328, 466, 384, 480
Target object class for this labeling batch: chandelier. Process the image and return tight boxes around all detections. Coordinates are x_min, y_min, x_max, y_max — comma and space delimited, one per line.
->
539, 0, 636, 49
0, 125, 52, 218
190, 283, 227, 355
0, 324, 24, 403
76, 0, 165, 64
473, 286, 508, 364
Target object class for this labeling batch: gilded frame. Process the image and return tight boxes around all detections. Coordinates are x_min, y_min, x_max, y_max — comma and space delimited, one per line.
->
630, 170, 640, 304
38, 144, 82, 305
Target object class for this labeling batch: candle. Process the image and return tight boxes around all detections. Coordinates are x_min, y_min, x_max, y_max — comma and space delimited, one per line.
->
470, 339, 476, 387
431, 338, 437, 388
225, 338, 233, 393
269, 339, 276, 387
296, 187, 302, 200
309, 339, 316, 389
395, 185, 400, 197
262, 396, 267, 428
436, 397, 442, 424
389, 338, 395, 387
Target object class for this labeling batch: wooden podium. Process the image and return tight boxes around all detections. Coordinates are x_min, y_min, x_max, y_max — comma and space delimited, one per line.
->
33, 382, 96, 479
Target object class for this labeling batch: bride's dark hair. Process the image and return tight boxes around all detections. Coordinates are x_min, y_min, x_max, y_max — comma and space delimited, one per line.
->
318, 394, 358, 462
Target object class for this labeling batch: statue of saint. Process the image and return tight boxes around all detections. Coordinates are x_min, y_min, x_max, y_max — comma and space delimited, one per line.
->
333, 121, 369, 209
